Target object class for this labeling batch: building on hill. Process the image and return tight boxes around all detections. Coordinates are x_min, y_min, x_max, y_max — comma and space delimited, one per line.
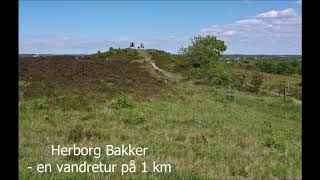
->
129, 42, 144, 49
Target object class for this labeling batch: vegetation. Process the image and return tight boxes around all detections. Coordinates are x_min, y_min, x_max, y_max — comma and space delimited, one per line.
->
181, 35, 227, 68
231, 71, 264, 93
111, 95, 134, 109
146, 49, 176, 71
256, 60, 301, 75
19, 80, 29, 96
180, 35, 230, 85
146, 38, 300, 96
19, 80, 301, 179
231, 59, 301, 76
19, 42, 301, 179
90, 47, 143, 60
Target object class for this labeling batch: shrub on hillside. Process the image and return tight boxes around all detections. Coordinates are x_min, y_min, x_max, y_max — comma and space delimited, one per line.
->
206, 63, 230, 86
111, 95, 133, 109
105, 47, 116, 56
249, 72, 264, 93
19, 80, 30, 96
232, 71, 264, 93
185, 63, 230, 86
127, 49, 139, 57
185, 67, 205, 79
232, 71, 252, 91
32, 98, 49, 110
167, 56, 177, 72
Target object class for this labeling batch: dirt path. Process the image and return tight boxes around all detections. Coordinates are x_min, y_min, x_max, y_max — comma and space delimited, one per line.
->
149, 61, 174, 79
137, 49, 176, 80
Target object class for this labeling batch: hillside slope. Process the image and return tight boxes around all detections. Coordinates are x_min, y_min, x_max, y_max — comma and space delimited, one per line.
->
19, 52, 301, 179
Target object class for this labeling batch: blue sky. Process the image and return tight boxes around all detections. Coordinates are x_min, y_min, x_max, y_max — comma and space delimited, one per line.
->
19, 0, 302, 54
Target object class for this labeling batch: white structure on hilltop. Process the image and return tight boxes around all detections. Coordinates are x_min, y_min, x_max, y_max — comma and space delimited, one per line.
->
129, 42, 144, 49
33, 53, 39, 58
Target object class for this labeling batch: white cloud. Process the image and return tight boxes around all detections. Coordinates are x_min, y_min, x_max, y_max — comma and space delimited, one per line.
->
199, 8, 301, 54
200, 8, 301, 40
223, 30, 237, 36
256, 8, 297, 18
236, 19, 262, 25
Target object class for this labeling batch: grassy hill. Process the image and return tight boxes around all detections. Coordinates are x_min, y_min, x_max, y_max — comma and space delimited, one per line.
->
19, 49, 301, 179
88, 48, 144, 61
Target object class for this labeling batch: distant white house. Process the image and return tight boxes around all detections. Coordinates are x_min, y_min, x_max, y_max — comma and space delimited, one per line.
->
33, 53, 39, 58
129, 42, 144, 49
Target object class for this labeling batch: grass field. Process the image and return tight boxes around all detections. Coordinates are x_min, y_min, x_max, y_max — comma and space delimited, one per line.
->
19, 51, 301, 179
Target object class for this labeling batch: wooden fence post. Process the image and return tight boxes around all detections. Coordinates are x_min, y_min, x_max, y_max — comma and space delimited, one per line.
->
283, 87, 287, 101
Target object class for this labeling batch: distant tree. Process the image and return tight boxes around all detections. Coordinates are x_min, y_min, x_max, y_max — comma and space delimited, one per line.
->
255, 60, 300, 75
106, 47, 116, 56
276, 61, 295, 75
256, 61, 276, 73
94, 50, 103, 58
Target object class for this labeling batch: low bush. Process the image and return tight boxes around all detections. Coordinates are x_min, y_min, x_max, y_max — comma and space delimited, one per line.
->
127, 49, 139, 58
111, 95, 133, 109
184, 62, 230, 86
32, 98, 49, 110
232, 71, 264, 93
206, 63, 230, 86
122, 111, 148, 125
133, 112, 148, 124
19, 80, 30, 96
249, 72, 264, 93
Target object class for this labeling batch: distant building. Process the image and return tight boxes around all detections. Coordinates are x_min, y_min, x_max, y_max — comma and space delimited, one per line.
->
129, 42, 144, 49
33, 53, 39, 58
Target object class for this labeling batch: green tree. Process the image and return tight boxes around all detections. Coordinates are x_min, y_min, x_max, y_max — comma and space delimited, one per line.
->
181, 35, 227, 68
181, 35, 228, 85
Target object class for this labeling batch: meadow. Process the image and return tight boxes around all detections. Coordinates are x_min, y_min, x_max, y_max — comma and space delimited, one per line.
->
19, 49, 301, 179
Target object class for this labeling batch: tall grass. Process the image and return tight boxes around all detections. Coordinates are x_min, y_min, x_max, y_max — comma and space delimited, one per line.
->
19, 80, 301, 179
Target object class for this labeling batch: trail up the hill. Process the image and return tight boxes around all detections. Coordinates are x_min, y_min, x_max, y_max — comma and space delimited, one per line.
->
137, 49, 176, 81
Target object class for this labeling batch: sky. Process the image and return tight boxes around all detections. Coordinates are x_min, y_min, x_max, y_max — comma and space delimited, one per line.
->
19, 0, 302, 55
